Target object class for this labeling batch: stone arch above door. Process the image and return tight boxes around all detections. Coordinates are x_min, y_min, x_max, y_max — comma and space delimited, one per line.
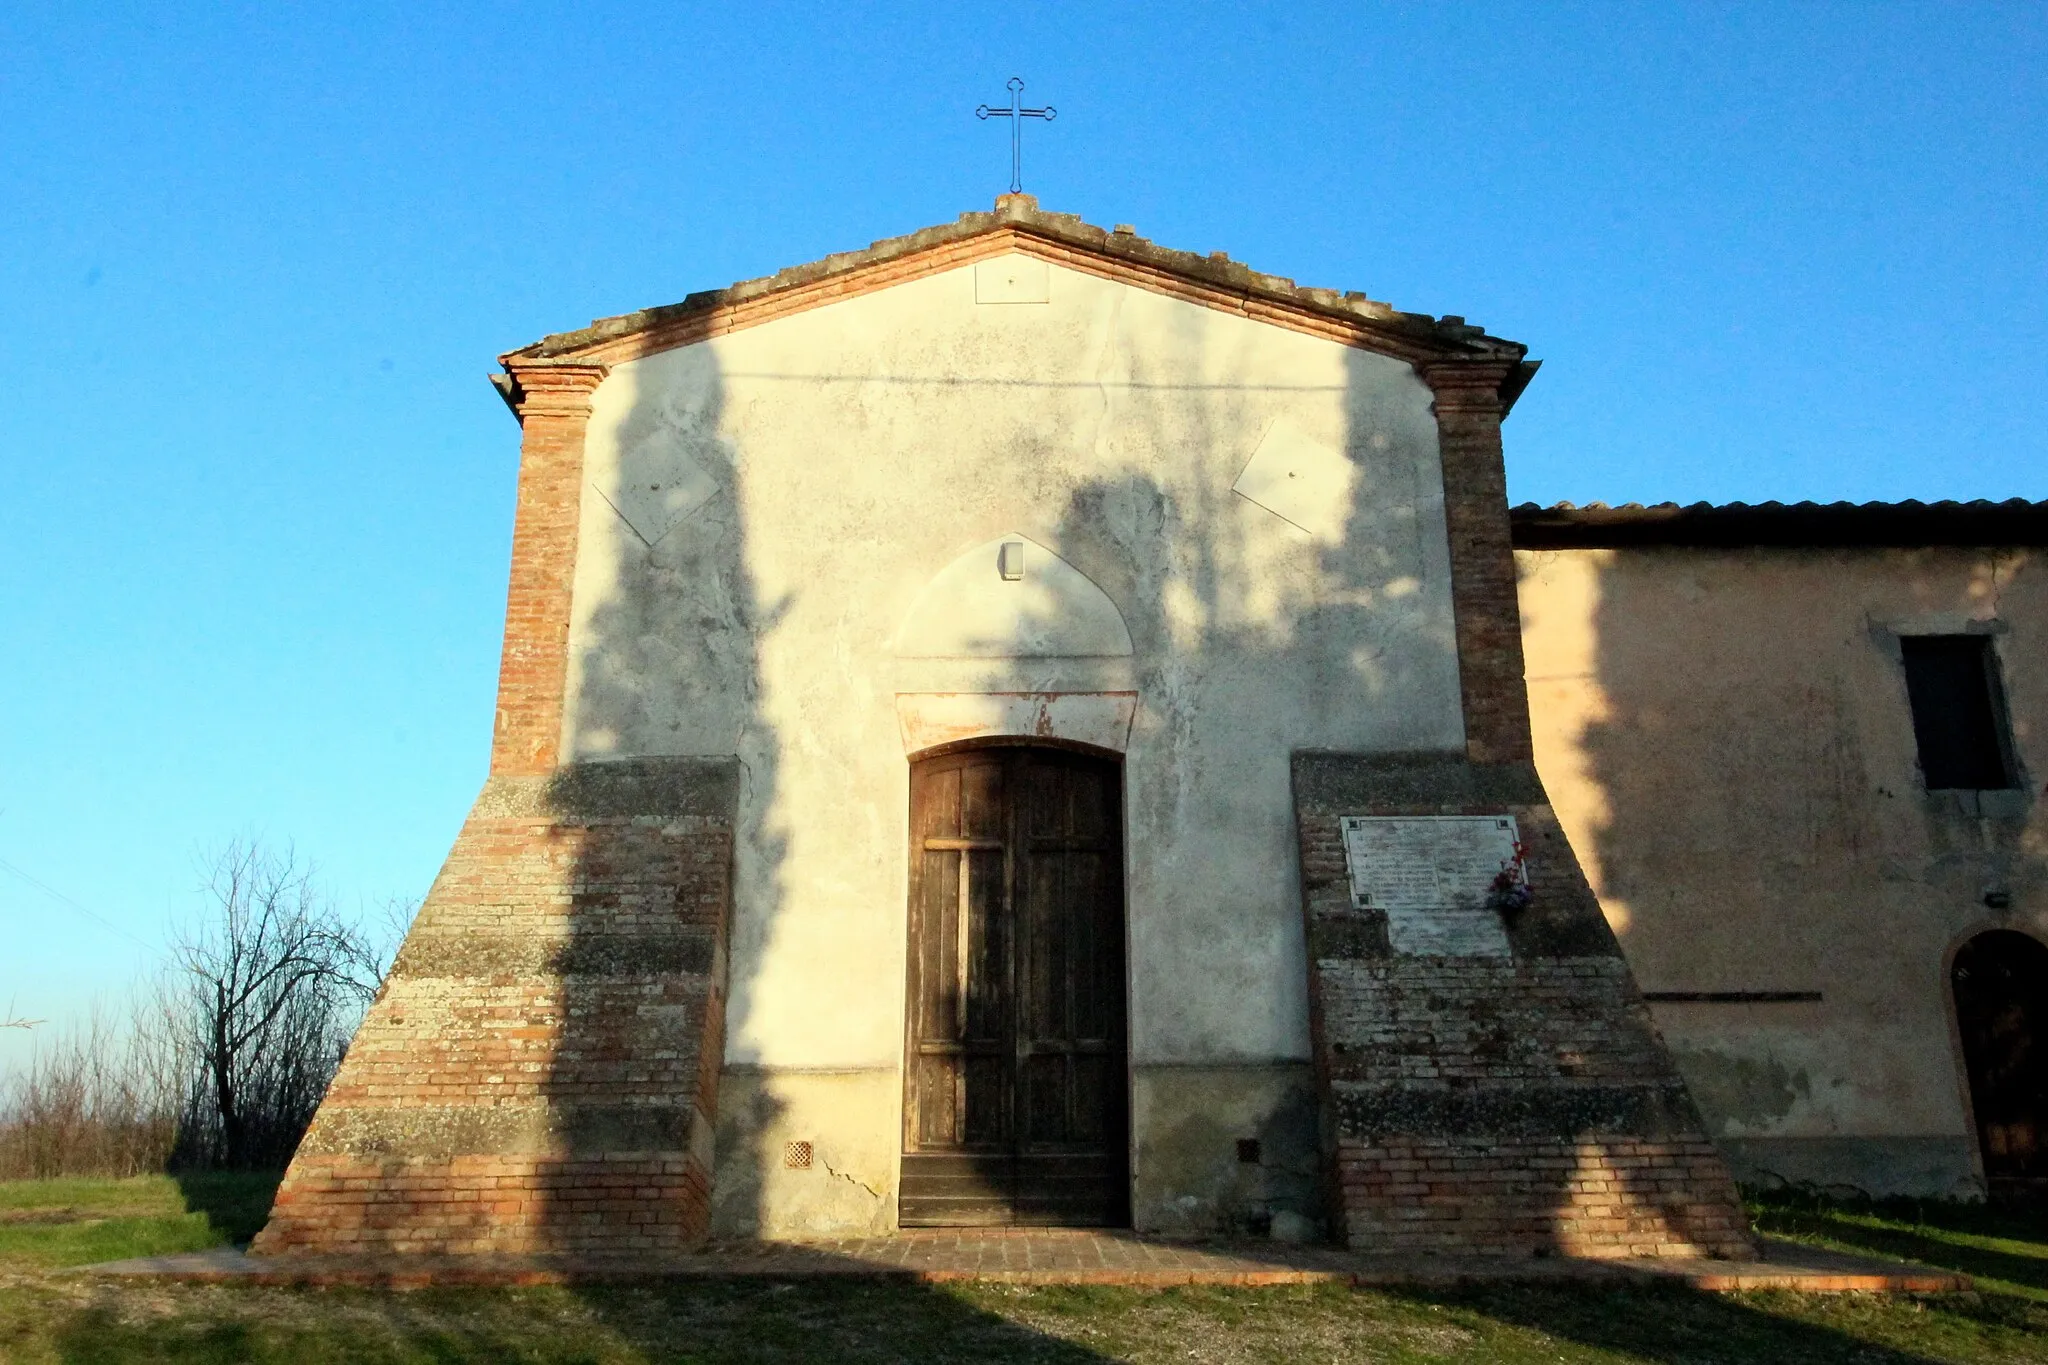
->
893, 534, 1133, 659
896, 692, 1138, 756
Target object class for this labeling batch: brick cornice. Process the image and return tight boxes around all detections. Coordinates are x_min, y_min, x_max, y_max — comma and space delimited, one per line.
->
520, 228, 1470, 370
1420, 360, 1518, 413
498, 361, 610, 425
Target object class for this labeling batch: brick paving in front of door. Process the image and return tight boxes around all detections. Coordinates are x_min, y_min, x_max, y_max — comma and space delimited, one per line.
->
89, 1227, 1965, 1293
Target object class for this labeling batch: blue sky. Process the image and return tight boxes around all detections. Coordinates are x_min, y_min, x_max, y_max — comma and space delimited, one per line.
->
3, 3, 2044, 1062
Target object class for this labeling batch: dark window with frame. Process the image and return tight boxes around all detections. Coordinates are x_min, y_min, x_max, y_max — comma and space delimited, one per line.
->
1900, 634, 2016, 790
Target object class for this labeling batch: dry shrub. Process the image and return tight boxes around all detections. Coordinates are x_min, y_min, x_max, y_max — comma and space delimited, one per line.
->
0, 993, 184, 1180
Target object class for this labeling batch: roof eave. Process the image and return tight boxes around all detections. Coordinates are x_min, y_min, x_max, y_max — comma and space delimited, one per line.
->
496, 196, 1531, 381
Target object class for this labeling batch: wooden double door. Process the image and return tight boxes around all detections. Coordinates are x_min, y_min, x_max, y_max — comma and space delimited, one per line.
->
900, 745, 1129, 1226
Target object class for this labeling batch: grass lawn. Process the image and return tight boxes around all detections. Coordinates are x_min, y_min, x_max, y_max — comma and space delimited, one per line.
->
1, 1177, 2047, 1362
1751, 1188, 2048, 1302
0, 1171, 279, 1272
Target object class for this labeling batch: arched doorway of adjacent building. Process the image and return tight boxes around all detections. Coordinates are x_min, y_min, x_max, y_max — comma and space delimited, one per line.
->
1953, 929, 2048, 1194
899, 742, 1129, 1226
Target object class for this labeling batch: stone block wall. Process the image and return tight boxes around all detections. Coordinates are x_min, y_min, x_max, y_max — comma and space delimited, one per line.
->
251, 758, 736, 1257
1293, 752, 1752, 1258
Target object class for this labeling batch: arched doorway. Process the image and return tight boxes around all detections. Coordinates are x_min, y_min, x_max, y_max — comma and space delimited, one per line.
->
899, 743, 1129, 1226
1953, 929, 2048, 1192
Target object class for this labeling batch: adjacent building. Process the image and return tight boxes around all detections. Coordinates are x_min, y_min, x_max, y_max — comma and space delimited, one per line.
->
1517, 499, 2048, 1201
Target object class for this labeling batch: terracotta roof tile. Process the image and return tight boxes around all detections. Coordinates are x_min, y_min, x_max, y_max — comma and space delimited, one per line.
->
1511, 498, 2048, 547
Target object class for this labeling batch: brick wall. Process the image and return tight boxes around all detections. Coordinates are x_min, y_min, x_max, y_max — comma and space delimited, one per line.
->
1337, 1137, 1749, 1258
1319, 958, 1671, 1085
1424, 362, 1534, 766
489, 361, 607, 778
251, 760, 737, 1257
1292, 753, 1753, 1258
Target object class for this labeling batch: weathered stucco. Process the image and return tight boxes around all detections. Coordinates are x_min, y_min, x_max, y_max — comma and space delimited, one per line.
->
1130, 1064, 1321, 1237
1519, 544, 2048, 1197
557, 253, 1467, 1233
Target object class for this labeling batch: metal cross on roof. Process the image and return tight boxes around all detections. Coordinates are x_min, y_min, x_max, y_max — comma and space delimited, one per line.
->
976, 77, 1055, 194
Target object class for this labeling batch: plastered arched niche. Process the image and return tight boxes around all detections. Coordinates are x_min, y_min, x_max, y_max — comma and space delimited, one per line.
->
892, 534, 1137, 754
893, 533, 1134, 659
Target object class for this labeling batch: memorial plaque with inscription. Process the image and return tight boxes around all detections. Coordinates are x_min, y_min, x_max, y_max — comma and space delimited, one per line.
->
1338, 815, 1522, 958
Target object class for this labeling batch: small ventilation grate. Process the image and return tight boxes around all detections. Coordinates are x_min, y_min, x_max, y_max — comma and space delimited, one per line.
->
783, 1140, 813, 1170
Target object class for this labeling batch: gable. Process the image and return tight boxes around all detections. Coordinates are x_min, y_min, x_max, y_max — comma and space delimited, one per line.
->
563, 242, 1469, 771
575, 248, 1449, 594
495, 196, 1535, 415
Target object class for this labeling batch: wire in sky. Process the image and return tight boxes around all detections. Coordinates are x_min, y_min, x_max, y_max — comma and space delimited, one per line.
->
0, 854, 155, 950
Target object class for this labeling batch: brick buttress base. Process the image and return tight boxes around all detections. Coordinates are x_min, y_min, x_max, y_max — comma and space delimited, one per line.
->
1293, 753, 1753, 1259
252, 759, 736, 1257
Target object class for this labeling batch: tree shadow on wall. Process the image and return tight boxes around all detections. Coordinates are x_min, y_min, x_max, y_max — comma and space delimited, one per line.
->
1073, 333, 1949, 1365
1034, 454, 1451, 1237
1035, 338, 1726, 1271
531, 335, 790, 1258
1034, 393, 1736, 1268
1556, 542, 2048, 1178
467, 261, 1976, 1365
872, 320, 1469, 1238
536, 335, 1112, 1359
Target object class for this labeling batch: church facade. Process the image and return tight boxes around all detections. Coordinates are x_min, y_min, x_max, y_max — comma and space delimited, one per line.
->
252, 197, 1760, 1258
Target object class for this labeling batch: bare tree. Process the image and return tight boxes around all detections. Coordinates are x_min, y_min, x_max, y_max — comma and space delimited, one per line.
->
169, 840, 384, 1169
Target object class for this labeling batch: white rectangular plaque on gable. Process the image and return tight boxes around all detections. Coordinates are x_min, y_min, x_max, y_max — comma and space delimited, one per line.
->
974, 256, 1051, 304
1339, 815, 1521, 958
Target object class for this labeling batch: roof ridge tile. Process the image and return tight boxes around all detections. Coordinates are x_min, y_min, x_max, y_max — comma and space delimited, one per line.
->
502, 196, 1529, 368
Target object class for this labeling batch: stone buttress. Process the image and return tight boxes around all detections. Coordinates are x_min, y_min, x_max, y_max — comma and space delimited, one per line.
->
252, 759, 735, 1256
1291, 754, 1753, 1257
1277, 360, 1757, 1259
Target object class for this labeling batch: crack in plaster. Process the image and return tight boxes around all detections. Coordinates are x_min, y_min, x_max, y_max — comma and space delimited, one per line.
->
821, 1156, 884, 1202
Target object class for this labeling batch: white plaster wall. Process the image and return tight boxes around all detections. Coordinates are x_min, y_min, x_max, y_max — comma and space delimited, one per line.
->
558, 254, 1463, 1226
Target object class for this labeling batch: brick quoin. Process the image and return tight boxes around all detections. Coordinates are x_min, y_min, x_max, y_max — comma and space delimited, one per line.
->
490, 361, 608, 777
1423, 361, 1534, 767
